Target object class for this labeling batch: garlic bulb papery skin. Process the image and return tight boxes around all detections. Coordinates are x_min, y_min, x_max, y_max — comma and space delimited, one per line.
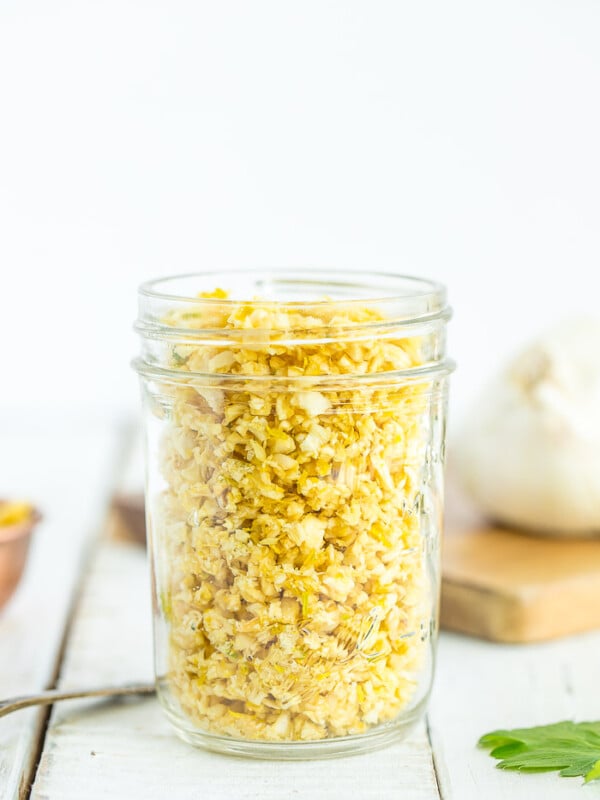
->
455, 318, 600, 536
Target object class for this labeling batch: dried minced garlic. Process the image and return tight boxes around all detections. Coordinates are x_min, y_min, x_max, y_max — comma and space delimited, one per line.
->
0, 502, 33, 527
155, 292, 431, 741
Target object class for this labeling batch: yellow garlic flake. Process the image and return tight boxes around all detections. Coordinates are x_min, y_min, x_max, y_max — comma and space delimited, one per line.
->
155, 292, 431, 741
0, 502, 33, 527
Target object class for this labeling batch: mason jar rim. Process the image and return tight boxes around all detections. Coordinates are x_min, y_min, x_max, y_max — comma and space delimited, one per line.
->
139, 269, 447, 311
133, 356, 455, 386
135, 269, 454, 384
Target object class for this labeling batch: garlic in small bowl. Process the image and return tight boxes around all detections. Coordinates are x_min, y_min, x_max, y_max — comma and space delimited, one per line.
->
0, 501, 40, 609
455, 318, 600, 536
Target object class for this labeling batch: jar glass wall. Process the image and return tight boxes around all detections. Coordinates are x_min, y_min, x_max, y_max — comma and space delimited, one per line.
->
134, 270, 453, 759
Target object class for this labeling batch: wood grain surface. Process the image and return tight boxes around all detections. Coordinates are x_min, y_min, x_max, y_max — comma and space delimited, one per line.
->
0, 421, 120, 800
442, 484, 600, 642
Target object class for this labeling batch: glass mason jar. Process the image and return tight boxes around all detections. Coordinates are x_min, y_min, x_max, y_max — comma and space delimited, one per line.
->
134, 270, 453, 759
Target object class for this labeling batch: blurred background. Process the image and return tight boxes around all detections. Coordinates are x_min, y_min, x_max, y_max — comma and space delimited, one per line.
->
1, 0, 599, 424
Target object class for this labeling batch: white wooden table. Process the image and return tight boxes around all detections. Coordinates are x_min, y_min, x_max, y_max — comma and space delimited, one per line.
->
2, 420, 600, 800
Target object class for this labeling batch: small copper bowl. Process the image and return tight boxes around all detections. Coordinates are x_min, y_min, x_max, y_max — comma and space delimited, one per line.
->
0, 507, 40, 611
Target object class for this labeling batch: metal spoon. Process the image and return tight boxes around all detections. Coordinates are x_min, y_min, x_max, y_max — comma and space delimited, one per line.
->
0, 682, 156, 718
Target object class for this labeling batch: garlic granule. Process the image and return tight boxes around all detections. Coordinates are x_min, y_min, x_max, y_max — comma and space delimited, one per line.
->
154, 293, 431, 741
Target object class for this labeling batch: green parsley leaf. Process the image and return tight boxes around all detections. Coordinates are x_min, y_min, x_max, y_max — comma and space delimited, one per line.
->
585, 760, 600, 784
479, 721, 600, 784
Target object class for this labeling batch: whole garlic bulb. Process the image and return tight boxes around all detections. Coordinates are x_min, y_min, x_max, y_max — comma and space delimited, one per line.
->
455, 318, 600, 535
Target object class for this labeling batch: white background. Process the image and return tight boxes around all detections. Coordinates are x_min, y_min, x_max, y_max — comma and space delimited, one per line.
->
1, 0, 599, 424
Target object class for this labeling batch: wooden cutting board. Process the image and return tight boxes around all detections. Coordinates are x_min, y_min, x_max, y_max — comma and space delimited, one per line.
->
441, 486, 600, 643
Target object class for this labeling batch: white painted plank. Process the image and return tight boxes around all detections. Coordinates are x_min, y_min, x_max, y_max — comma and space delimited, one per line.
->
32, 540, 441, 800
429, 631, 600, 799
0, 422, 121, 800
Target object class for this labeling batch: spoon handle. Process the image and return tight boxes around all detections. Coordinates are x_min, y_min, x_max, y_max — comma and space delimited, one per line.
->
0, 682, 155, 718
